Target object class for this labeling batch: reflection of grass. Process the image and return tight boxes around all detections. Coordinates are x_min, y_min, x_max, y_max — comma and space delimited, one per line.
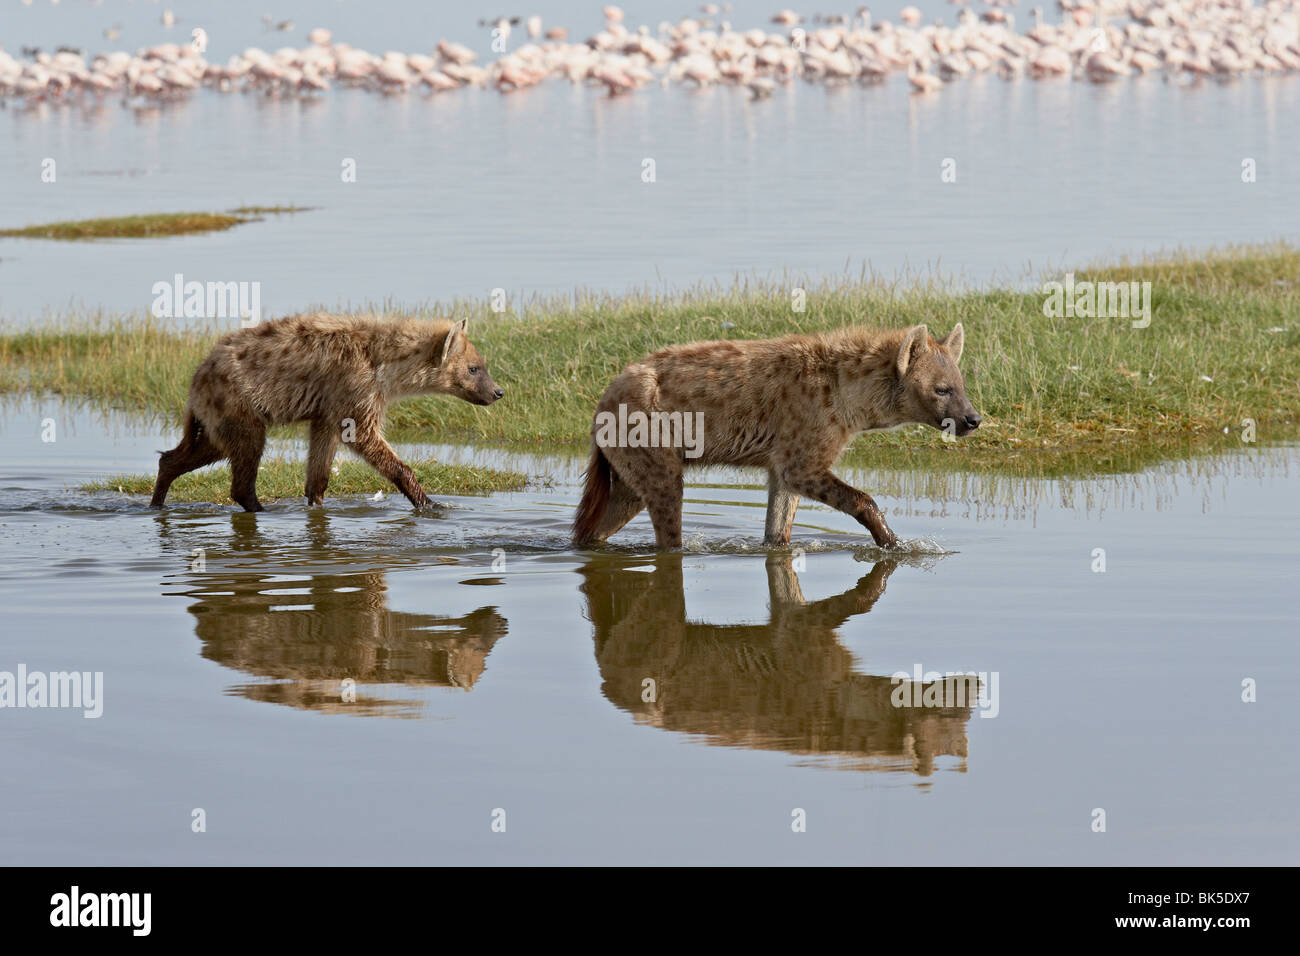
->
4, 245, 1298, 479
228, 205, 316, 215
84, 457, 530, 503
0, 206, 314, 239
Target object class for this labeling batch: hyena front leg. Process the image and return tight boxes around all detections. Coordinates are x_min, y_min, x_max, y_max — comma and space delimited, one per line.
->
763, 470, 801, 547
305, 418, 342, 506
350, 426, 432, 510
778, 467, 898, 549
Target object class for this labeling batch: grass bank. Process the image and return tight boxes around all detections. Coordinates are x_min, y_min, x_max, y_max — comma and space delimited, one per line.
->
4, 245, 1298, 480
84, 457, 530, 504
0, 206, 313, 240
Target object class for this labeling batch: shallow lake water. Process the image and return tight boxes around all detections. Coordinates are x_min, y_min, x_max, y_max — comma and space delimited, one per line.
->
3, 1, 1300, 320
0, 398, 1294, 865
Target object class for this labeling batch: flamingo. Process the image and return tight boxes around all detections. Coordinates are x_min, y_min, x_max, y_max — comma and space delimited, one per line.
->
907, 58, 943, 92
436, 41, 476, 65
4, 1, 1299, 109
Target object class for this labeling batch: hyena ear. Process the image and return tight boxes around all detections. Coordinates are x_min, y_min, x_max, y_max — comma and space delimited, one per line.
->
940, 323, 964, 364
896, 324, 929, 379
440, 318, 468, 364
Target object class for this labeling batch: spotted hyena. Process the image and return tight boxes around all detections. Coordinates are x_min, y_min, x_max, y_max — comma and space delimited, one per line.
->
151, 313, 502, 511
573, 323, 978, 549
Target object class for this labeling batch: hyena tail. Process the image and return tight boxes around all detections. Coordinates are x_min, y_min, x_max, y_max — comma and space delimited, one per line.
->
572, 445, 612, 544
150, 410, 221, 507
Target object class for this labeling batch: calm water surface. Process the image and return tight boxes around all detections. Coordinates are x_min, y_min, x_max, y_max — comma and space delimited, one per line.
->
0, 399, 1294, 864
3, 1, 1300, 320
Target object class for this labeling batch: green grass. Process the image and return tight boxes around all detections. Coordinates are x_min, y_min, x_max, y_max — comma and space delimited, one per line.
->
0, 206, 314, 240
5, 245, 1299, 480
1075, 242, 1300, 294
83, 457, 530, 504
0, 212, 247, 240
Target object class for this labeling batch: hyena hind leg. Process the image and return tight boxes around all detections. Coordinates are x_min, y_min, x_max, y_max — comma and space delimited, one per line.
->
614, 456, 683, 549
591, 473, 646, 542
150, 421, 224, 507
305, 418, 342, 506
222, 422, 267, 512
644, 479, 684, 549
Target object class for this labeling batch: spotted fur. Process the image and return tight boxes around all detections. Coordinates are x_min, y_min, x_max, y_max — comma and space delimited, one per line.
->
151, 313, 502, 511
573, 323, 978, 548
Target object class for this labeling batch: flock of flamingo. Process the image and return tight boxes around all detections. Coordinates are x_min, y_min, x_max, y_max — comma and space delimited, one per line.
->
3, 1, 1300, 106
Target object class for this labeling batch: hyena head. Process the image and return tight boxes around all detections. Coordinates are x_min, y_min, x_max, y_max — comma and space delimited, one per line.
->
424, 319, 504, 406
894, 323, 981, 436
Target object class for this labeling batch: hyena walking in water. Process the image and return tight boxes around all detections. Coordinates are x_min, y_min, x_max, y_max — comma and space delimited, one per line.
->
151, 314, 503, 512
573, 323, 979, 549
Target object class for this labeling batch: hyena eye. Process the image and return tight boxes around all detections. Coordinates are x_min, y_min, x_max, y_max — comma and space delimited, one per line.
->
935, 386, 952, 396
468, 366, 479, 374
